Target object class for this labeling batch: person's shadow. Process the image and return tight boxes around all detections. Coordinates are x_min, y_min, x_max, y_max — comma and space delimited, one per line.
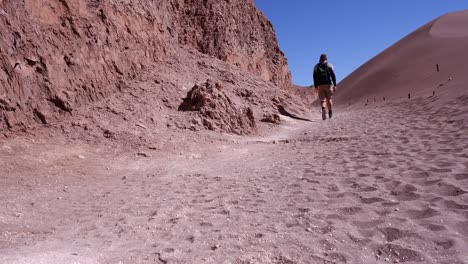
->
277, 105, 313, 122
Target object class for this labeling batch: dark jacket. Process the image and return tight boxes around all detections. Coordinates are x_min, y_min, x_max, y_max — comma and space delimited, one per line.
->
313, 61, 337, 88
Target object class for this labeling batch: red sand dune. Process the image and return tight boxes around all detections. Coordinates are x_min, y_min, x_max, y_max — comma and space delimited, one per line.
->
336, 10, 468, 106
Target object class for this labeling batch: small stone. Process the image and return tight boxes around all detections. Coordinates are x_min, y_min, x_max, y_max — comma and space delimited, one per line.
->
211, 244, 220, 250
136, 123, 147, 129
137, 152, 152, 158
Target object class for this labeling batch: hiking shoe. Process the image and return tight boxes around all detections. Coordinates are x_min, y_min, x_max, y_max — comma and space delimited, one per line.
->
322, 108, 327, 120
329, 110, 333, 119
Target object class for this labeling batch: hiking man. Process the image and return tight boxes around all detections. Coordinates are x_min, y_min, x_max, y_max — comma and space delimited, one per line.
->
313, 54, 337, 120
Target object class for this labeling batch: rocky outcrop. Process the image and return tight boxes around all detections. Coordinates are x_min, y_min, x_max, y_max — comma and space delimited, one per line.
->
0, 0, 291, 131
179, 80, 256, 135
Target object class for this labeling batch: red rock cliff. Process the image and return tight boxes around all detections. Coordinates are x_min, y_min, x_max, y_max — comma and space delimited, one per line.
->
0, 0, 291, 131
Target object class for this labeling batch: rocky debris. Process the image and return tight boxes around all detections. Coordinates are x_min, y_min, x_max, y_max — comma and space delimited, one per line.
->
179, 80, 256, 135
261, 113, 281, 124
102, 129, 116, 140
375, 244, 424, 263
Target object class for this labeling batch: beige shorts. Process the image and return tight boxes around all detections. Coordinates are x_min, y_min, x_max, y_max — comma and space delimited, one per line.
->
317, 84, 333, 100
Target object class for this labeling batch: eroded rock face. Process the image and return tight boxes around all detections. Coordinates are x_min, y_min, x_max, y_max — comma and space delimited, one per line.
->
0, 0, 290, 131
176, 0, 291, 87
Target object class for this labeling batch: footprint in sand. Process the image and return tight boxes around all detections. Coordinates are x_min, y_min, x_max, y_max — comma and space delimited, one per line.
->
423, 223, 447, 232
359, 186, 378, 192
378, 227, 417, 242
390, 183, 421, 201
353, 219, 385, 229
405, 207, 440, 220
360, 197, 387, 204
434, 239, 456, 250
454, 221, 468, 236
375, 243, 424, 263
426, 181, 467, 196
454, 173, 468, 181
326, 252, 349, 263
337, 206, 363, 216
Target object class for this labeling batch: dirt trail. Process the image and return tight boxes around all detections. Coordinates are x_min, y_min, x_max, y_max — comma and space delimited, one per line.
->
1, 90, 468, 264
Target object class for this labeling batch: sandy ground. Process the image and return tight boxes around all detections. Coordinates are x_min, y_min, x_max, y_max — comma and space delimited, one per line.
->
1, 88, 468, 264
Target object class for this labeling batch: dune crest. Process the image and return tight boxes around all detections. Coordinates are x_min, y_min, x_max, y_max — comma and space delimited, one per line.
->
430, 10, 468, 38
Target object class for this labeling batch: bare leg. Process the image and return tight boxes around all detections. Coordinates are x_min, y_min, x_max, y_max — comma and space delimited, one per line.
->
320, 99, 327, 120
326, 98, 333, 111
326, 98, 333, 118
321, 100, 326, 109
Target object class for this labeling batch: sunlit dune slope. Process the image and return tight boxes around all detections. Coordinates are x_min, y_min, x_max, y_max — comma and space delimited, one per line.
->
336, 10, 468, 106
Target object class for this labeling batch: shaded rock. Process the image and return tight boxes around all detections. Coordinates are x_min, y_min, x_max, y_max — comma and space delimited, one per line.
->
103, 129, 115, 139
261, 113, 281, 124
0, 98, 15, 111
137, 152, 152, 158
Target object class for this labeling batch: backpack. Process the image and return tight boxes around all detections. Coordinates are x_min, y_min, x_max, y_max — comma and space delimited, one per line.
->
316, 62, 330, 83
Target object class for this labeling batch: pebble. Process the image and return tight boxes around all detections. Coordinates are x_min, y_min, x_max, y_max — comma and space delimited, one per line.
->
137, 152, 152, 158
211, 244, 220, 250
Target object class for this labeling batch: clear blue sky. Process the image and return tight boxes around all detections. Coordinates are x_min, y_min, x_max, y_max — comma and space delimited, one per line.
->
254, 0, 467, 86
